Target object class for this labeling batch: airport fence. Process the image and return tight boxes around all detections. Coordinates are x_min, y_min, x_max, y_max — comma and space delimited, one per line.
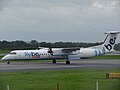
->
1, 80, 120, 90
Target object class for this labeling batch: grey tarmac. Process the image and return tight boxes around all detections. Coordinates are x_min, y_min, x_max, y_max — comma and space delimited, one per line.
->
0, 59, 120, 72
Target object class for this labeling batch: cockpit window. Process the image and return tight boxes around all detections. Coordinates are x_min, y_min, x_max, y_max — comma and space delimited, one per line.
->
9, 52, 17, 55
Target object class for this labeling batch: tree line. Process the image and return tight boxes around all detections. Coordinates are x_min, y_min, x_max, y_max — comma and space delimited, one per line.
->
0, 40, 120, 51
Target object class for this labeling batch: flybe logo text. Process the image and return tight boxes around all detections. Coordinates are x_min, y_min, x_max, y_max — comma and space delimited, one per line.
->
104, 37, 116, 51
25, 52, 40, 58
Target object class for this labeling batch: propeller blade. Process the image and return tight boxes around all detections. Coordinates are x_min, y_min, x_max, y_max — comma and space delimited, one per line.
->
47, 44, 53, 55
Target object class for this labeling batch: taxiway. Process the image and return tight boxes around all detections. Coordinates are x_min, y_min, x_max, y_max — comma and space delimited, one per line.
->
0, 59, 120, 72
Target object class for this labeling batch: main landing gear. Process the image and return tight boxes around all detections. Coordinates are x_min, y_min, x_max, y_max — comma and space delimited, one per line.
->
66, 60, 70, 64
52, 59, 56, 63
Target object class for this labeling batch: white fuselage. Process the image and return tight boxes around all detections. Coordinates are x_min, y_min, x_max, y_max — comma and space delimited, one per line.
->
1, 31, 120, 61
1, 48, 105, 60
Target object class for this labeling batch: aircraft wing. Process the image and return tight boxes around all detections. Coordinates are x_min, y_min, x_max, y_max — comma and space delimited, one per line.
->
52, 47, 80, 60
38, 47, 48, 50
61, 47, 80, 53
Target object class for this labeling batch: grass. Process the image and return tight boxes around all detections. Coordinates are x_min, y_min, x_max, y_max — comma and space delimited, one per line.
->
92, 55, 120, 59
0, 50, 10, 54
0, 68, 120, 90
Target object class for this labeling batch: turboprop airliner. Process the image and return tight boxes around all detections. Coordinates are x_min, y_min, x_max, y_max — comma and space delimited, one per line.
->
1, 31, 120, 64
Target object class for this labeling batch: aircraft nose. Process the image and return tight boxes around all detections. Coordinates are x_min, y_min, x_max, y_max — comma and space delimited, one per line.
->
1, 56, 6, 60
1, 56, 8, 60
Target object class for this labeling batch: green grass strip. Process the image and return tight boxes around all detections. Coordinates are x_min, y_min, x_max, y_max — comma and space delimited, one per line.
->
0, 68, 120, 90
92, 55, 120, 59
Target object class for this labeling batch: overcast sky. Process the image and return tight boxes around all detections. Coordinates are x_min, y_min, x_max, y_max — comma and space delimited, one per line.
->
0, 0, 120, 43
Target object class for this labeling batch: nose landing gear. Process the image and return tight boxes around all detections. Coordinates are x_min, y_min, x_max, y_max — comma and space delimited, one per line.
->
7, 61, 10, 64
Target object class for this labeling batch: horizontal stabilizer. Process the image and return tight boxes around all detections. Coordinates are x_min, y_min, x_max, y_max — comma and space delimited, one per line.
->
105, 31, 120, 34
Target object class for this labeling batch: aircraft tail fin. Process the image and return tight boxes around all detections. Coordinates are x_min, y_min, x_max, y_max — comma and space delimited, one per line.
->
102, 31, 120, 53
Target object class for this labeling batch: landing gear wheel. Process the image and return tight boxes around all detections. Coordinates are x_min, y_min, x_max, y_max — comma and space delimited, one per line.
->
52, 60, 56, 63
66, 60, 70, 64
7, 61, 10, 64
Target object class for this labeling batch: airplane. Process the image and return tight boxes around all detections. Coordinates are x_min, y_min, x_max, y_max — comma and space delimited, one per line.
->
1, 31, 120, 64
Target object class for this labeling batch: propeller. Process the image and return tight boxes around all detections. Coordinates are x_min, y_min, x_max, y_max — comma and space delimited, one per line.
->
47, 44, 53, 55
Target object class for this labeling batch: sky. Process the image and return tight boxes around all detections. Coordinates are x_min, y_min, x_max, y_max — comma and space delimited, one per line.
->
0, 0, 120, 43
